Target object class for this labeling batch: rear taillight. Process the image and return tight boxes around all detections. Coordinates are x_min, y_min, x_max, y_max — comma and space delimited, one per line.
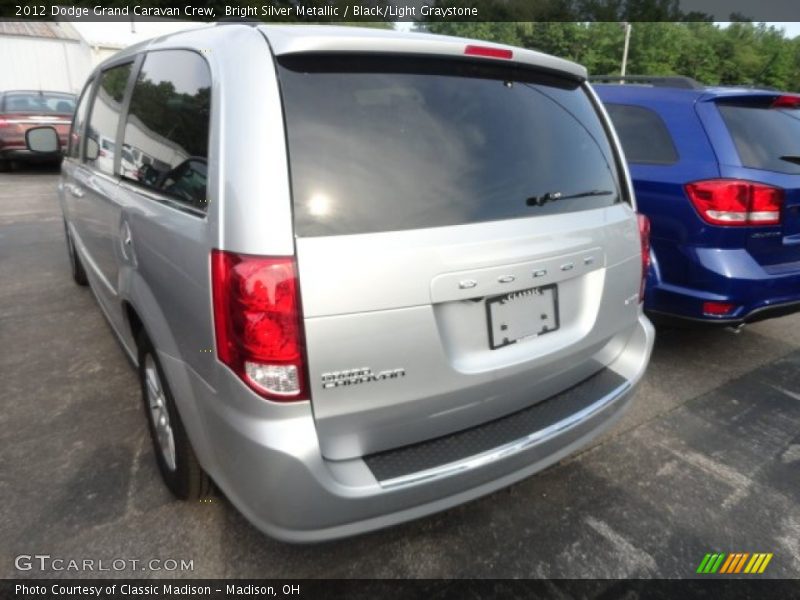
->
464, 44, 513, 60
638, 214, 651, 303
0, 118, 8, 128
211, 250, 307, 401
685, 179, 783, 226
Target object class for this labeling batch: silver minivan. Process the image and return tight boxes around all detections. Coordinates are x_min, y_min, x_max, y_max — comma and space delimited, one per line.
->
42, 24, 654, 541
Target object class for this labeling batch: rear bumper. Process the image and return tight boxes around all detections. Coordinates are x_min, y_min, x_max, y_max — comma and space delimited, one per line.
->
649, 299, 800, 327
173, 314, 653, 543
646, 246, 800, 324
0, 148, 62, 162
0, 132, 67, 160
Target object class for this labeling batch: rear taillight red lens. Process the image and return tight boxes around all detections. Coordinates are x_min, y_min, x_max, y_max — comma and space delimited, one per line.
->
685, 180, 783, 226
464, 44, 513, 60
638, 214, 651, 303
211, 250, 307, 401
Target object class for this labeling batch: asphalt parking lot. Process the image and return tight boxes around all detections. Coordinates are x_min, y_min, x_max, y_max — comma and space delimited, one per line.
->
1, 166, 799, 579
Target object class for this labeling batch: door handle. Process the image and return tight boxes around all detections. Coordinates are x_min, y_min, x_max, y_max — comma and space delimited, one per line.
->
120, 221, 136, 264
67, 184, 85, 198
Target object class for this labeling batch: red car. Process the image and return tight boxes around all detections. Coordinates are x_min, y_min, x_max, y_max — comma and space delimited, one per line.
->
0, 90, 75, 170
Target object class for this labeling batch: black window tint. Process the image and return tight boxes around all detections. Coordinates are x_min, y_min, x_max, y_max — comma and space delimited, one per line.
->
278, 56, 622, 237
718, 102, 800, 175
68, 80, 93, 159
604, 104, 678, 165
85, 63, 132, 175
122, 50, 211, 212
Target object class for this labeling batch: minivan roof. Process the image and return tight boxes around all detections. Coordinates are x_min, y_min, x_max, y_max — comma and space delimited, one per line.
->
101, 23, 587, 81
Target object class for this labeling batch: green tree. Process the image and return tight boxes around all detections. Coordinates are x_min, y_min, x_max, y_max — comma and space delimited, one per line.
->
420, 22, 525, 47
415, 21, 800, 92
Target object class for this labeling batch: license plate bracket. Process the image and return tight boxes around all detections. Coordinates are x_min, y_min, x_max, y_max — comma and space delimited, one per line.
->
486, 284, 560, 350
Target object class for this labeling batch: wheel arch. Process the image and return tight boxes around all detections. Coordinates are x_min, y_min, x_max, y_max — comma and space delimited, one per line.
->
118, 272, 216, 474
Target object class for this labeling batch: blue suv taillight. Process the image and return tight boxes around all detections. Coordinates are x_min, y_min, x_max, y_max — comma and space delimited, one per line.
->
685, 179, 783, 227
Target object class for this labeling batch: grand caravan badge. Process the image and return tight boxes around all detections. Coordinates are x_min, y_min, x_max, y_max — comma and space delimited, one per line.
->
321, 367, 406, 389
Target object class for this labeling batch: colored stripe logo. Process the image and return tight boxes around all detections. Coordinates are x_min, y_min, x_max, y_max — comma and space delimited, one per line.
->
696, 552, 773, 574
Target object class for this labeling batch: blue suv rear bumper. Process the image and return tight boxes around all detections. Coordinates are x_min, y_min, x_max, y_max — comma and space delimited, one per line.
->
645, 245, 800, 324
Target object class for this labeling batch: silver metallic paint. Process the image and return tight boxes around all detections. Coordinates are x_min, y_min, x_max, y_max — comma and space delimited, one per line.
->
60, 24, 654, 542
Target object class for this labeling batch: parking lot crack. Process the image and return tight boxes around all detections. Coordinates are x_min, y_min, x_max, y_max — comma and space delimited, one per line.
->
770, 385, 800, 402
584, 516, 657, 576
650, 437, 753, 509
125, 432, 148, 517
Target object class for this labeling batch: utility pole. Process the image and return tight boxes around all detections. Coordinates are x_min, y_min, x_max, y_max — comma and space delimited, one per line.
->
620, 22, 632, 79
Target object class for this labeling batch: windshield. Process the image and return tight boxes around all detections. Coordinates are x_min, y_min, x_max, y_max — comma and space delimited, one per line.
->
3, 92, 76, 114
718, 100, 800, 175
278, 55, 622, 237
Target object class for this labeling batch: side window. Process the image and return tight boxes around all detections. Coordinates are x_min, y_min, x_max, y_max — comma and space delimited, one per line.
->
68, 79, 93, 159
604, 103, 679, 165
121, 50, 211, 212
85, 63, 133, 175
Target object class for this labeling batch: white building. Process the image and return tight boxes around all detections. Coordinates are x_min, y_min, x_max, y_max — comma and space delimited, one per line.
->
0, 20, 205, 95
0, 21, 92, 94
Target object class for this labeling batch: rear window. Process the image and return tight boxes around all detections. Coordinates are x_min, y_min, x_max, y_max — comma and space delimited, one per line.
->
278, 56, 623, 237
3, 92, 75, 114
718, 100, 800, 175
604, 103, 678, 165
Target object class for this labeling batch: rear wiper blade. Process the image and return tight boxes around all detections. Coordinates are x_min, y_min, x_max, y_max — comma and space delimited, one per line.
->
779, 155, 800, 165
526, 189, 614, 207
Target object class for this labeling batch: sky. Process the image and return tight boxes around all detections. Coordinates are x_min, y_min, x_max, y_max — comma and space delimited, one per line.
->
731, 21, 800, 38
72, 20, 204, 47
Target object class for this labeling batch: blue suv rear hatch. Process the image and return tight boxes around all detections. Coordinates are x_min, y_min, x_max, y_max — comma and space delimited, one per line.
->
700, 93, 800, 268
595, 79, 800, 323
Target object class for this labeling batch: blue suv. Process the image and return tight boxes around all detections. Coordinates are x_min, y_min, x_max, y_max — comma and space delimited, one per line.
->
594, 76, 800, 325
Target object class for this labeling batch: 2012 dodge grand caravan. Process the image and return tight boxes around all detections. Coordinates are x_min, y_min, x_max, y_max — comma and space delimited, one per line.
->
45, 24, 654, 541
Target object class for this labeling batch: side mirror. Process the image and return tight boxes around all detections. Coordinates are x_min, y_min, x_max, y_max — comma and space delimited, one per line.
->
85, 137, 99, 161
25, 126, 60, 154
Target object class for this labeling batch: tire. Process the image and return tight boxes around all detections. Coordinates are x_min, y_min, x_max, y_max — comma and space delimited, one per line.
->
138, 333, 212, 500
0, 159, 9, 173
63, 221, 88, 286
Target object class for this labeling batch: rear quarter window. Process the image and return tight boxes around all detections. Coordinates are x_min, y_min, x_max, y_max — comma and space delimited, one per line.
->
604, 103, 678, 165
278, 56, 624, 237
121, 50, 211, 213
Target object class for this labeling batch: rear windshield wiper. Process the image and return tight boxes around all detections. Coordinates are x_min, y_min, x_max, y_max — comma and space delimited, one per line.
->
526, 189, 614, 207
779, 155, 800, 165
